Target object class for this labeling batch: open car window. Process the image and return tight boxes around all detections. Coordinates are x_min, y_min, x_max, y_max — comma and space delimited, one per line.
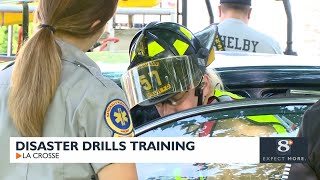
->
135, 97, 318, 180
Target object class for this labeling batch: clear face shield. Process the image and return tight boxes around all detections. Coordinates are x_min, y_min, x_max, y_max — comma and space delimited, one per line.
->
121, 55, 204, 109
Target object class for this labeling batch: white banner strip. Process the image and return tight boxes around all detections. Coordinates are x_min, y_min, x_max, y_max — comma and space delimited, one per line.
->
10, 137, 260, 163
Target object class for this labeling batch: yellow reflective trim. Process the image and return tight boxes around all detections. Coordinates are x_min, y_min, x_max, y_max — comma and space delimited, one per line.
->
207, 47, 215, 66
247, 115, 281, 124
273, 124, 287, 134
131, 51, 136, 61
213, 89, 287, 134
173, 40, 189, 55
148, 41, 165, 57
247, 115, 287, 134
180, 27, 192, 40
214, 89, 245, 100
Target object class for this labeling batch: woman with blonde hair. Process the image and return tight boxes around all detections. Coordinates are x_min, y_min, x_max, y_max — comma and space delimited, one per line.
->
0, 0, 137, 179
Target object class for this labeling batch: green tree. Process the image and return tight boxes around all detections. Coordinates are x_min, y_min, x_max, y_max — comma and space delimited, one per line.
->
0, 26, 8, 53
0, 23, 33, 55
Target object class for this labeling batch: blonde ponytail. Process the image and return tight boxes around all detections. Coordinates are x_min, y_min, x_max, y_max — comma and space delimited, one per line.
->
8, 0, 118, 137
8, 28, 61, 137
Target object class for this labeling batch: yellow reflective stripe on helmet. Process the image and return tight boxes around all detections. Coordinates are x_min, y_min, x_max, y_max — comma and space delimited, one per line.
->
207, 47, 215, 66
180, 27, 192, 40
174, 39, 189, 55
148, 41, 165, 57
246, 115, 287, 134
214, 89, 245, 100
131, 51, 136, 61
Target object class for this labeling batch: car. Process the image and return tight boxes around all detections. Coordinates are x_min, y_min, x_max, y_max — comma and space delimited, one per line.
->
99, 51, 320, 179
100, 51, 320, 127
135, 96, 317, 179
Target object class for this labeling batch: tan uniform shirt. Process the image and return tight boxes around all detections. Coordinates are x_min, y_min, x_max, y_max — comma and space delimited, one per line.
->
0, 40, 134, 180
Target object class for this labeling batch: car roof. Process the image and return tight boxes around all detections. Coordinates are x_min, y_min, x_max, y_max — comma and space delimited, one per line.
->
96, 52, 320, 73
210, 51, 319, 68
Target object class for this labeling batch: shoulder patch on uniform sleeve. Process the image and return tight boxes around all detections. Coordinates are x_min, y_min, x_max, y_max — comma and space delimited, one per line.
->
114, 131, 135, 137
104, 99, 134, 137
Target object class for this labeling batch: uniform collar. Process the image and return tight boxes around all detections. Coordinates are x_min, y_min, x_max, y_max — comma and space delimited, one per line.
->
56, 39, 100, 70
221, 18, 246, 25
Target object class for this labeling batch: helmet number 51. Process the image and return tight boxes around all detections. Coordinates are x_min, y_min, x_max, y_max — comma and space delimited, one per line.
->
139, 70, 162, 91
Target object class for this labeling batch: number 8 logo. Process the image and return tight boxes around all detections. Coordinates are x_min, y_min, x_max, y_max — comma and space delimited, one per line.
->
277, 140, 291, 152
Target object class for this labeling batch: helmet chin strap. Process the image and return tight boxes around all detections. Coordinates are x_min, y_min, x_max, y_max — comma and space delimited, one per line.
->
194, 48, 208, 106
195, 86, 203, 106
195, 78, 204, 106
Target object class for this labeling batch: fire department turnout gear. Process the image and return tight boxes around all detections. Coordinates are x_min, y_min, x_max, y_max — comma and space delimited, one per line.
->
0, 40, 134, 180
211, 89, 291, 134
122, 22, 217, 109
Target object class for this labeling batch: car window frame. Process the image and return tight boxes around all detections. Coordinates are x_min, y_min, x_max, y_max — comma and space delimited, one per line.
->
135, 96, 320, 136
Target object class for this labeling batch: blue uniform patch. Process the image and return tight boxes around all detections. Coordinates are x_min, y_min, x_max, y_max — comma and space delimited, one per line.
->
104, 99, 134, 136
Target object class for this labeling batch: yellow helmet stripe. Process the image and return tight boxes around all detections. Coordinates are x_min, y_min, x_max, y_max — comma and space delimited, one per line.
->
148, 41, 165, 57
180, 27, 192, 40
173, 40, 189, 55
131, 51, 136, 61
207, 47, 215, 66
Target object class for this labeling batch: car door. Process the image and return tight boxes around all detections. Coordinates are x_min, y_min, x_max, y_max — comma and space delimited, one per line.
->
135, 96, 319, 180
